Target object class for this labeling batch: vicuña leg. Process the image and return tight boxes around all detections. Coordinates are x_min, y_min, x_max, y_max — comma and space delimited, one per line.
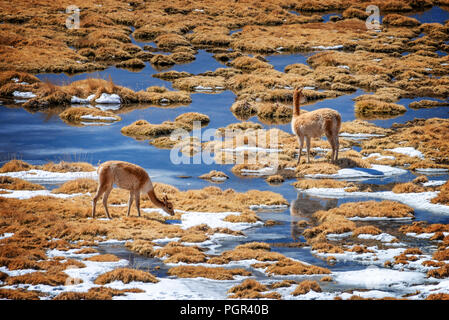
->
297, 135, 304, 165
306, 136, 311, 163
102, 186, 112, 219
92, 183, 108, 218
127, 191, 134, 217
135, 191, 141, 217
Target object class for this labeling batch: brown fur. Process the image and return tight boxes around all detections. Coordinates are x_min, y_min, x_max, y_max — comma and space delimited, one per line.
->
92, 161, 174, 219
291, 88, 341, 163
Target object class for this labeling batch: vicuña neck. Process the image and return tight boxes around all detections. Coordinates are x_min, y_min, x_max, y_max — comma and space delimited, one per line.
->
148, 189, 164, 208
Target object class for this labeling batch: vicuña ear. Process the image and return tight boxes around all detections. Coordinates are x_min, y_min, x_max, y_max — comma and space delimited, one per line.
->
163, 194, 169, 203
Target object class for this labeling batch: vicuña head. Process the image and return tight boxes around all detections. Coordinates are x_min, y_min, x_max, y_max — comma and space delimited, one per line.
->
291, 87, 341, 164
92, 160, 175, 219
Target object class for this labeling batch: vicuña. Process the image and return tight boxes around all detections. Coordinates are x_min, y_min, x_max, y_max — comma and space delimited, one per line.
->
92, 160, 175, 219
291, 87, 341, 164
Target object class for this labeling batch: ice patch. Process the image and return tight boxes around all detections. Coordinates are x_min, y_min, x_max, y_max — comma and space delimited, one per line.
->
80, 115, 119, 121
0, 232, 14, 240
340, 133, 385, 140
12, 91, 36, 98
358, 233, 397, 243
387, 147, 424, 159
304, 164, 407, 180
0, 189, 85, 200
180, 210, 263, 232
312, 45, 343, 50
95, 93, 121, 104
239, 167, 276, 176
71, 94, 95, 104
0, 169, 97, 183
334, 267, 426, 289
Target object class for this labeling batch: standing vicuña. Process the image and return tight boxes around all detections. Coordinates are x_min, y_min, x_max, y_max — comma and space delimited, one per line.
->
291, 88, 341, 164
92, 160, 175, 219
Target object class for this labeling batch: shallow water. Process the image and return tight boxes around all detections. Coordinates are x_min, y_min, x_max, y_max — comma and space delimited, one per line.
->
1, 9, 449, 296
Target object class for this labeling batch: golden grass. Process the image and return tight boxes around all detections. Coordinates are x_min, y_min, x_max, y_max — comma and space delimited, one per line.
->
392, 182, 426, 194
257, 258, 331, 276
431, 181, 449, 206
0, 288, 43, 300
6, 271, 69, 286
409, 100, 449, 109
352, 226, 382, 237
323, 200, 414, 219
154, 242, 207, 264
227, 279, 281, 299
84, 254, 121, 262
0, 176, 44, 190
293, 179, 350, 190
167, 265, 251, 280
52, 178, 98, 194
94, 268, 158, 285
209, 242, 285, 264
354, 99, 407, 118
59, 107, 121, 125
199, 170, 229, 182
53, 287, 145, 300
362, 118, 449, 170
121, 112, 209, 139
0, 160, 34, 173
292, 280, 322, 296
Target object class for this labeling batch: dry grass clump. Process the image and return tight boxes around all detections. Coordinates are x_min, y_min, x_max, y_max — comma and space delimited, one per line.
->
121, 112, 209, 139
52, 178, 98, 194
0, 176, 44, 190
227, 279, 281, 299
392, 182, 426, 194
6, 271, 68, 286
291, 280, 321, 296
324, 200, 414, 219
172, 76, 226, 92
293, 179, 350, 190
210, 242, 284, 264
199, 170, 229, 182
54, 287, 145, 300
265, 175, 285, 185
431, 181, 449, 206
426, 293, 449, 300
41, 161, 95, 173
340, 120, 392, 135
354, 99, 407, 118
409, 100, 449, 109
167, 265, 251, 280
0, 288, 43, 300
399, 221, 449, 235
0, 159, 35, 173
257, 258, 331, 276
362, 118, 449, 169
94, 268, 158, 285
427, 264, 449, 279
383, 14, 420, 27
230, 100, 259, 120
84, 254, 121, 262
154, 242, 207, 264
229, 56, 273, 71
116, 58, 146, 69
352, 225, 382, 237
59, 107, 121, 125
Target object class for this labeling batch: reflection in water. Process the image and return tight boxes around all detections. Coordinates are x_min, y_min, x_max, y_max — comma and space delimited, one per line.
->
290, 192, 338, 241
